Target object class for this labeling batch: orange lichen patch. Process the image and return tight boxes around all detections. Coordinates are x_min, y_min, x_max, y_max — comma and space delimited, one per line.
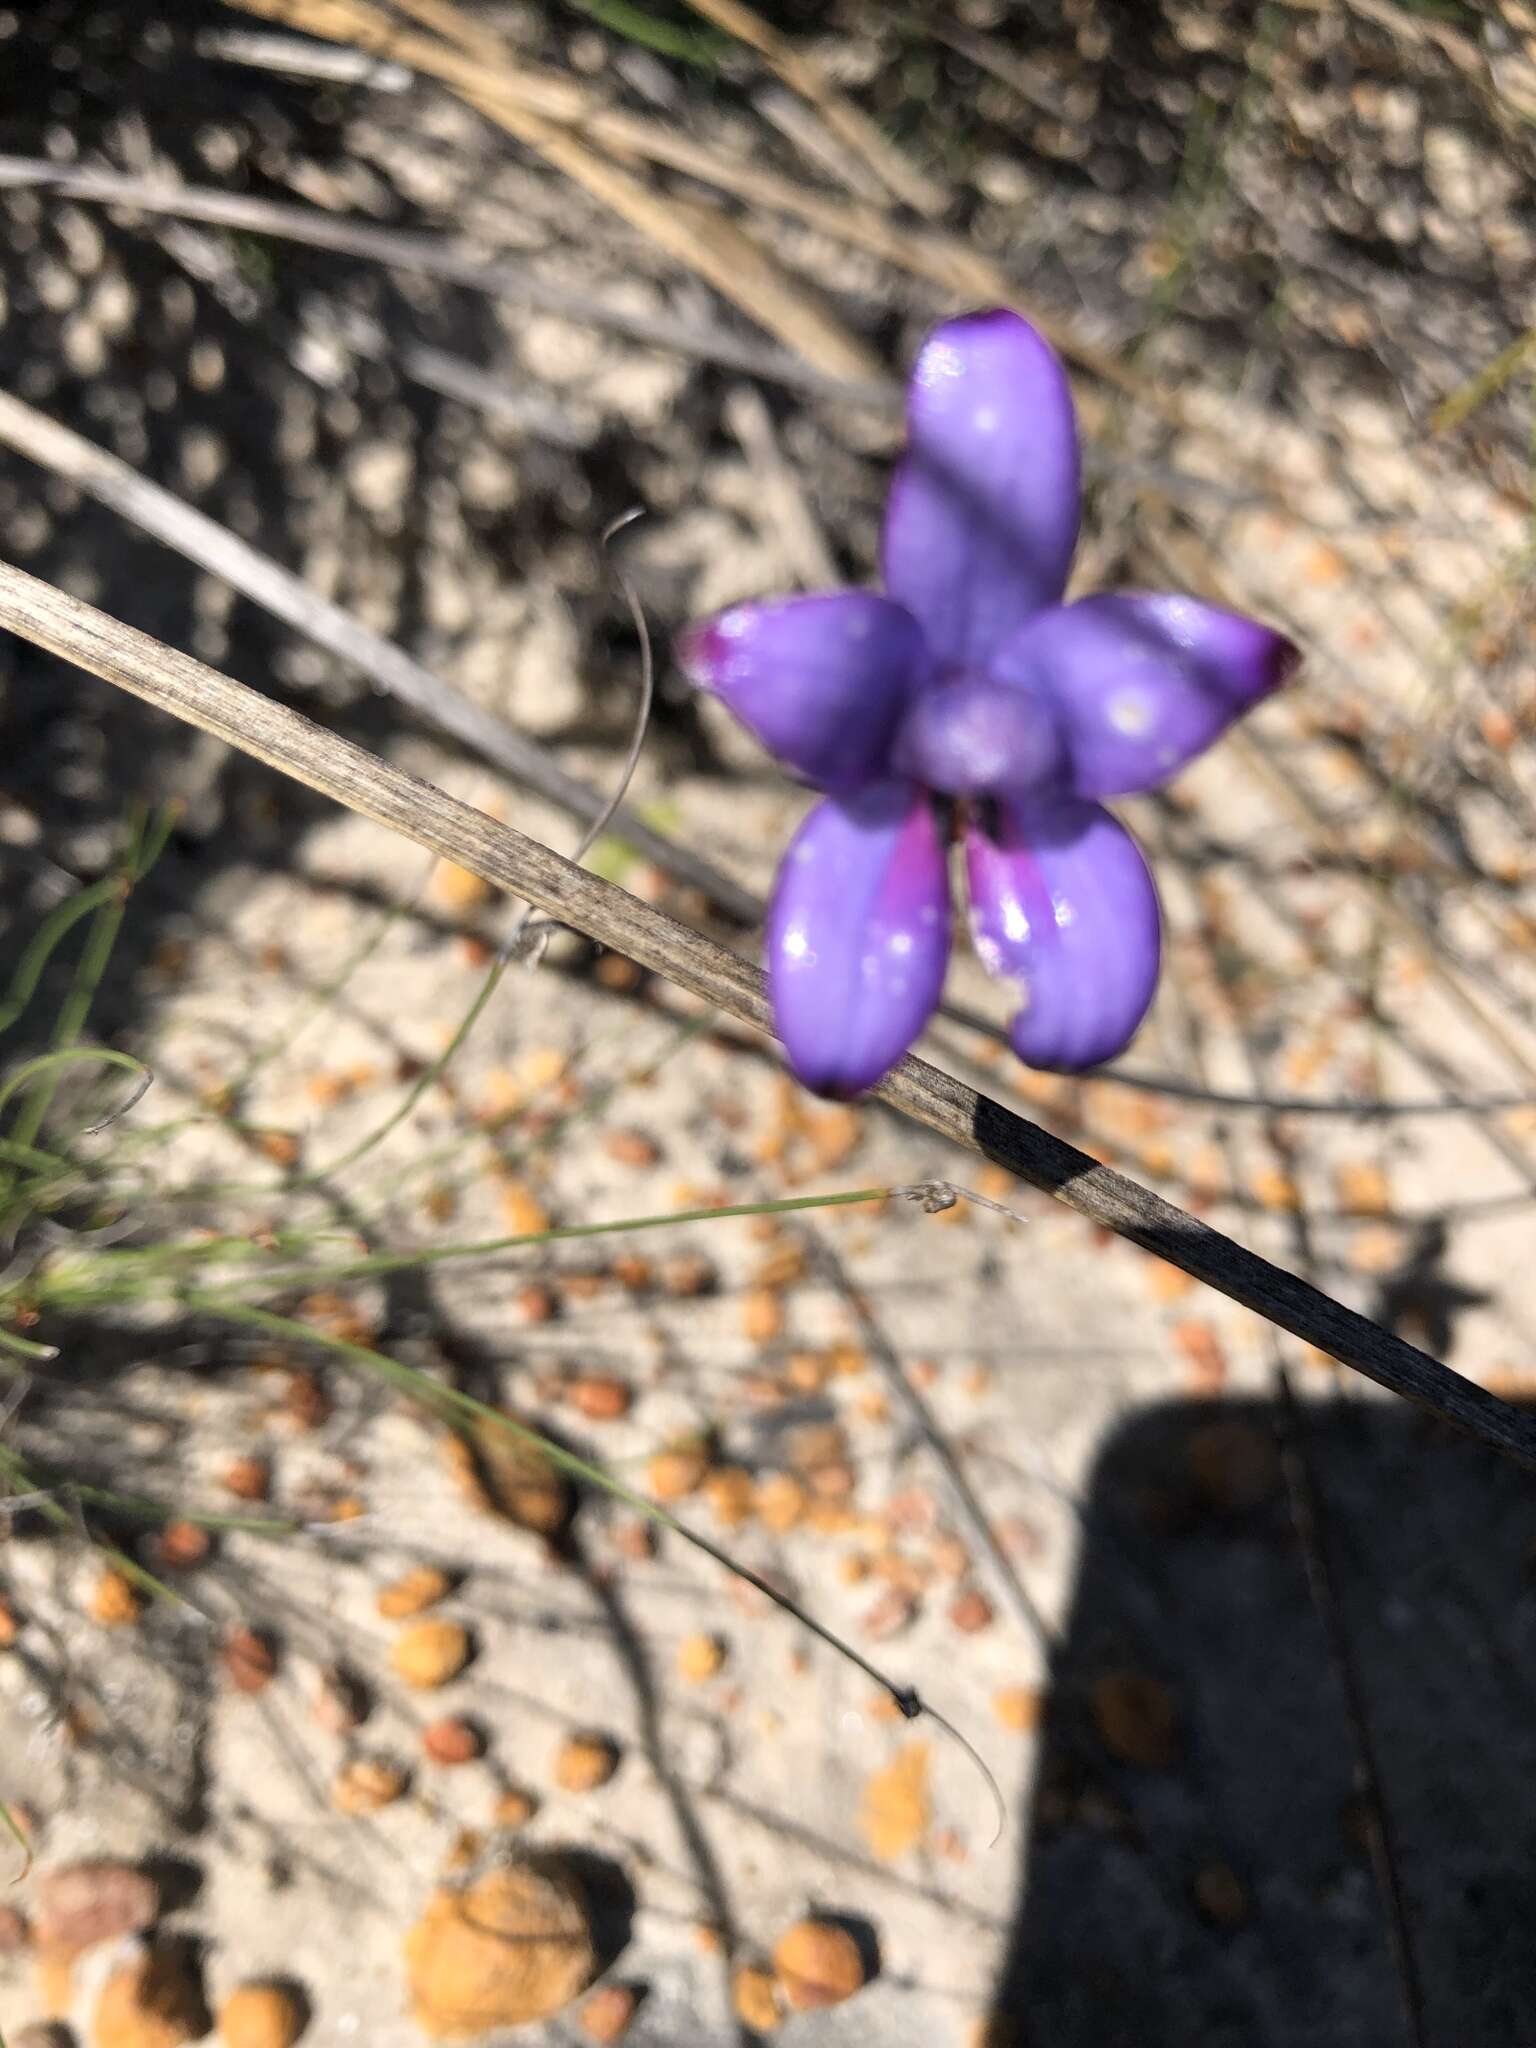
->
754, 1473, 806, 1533
405, 1859, 594, 2038
859, 1742, 930, 1862
1090, 1671, 1178, 1770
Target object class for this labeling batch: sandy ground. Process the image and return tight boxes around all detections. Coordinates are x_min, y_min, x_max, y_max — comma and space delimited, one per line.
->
5, 2, 1536, 2044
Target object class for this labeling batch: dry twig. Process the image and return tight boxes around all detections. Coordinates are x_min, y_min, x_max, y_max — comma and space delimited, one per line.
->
2, 558, 1531, 1475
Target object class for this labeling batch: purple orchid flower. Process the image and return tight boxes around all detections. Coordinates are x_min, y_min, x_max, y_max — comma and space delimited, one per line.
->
680, 308, 1299, 1098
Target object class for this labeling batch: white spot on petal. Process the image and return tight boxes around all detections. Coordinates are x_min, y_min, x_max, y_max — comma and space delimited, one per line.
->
1108, 689, 1152, 737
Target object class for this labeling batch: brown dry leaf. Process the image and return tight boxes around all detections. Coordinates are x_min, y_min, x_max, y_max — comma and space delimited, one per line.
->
430, 858, 493, 914
405, 1858, 594, 2037
859, 1741, 930, 1861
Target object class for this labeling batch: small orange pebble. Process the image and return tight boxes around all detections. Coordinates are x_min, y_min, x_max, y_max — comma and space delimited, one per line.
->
493, 1787, 538, 1828
555, 1731, 620, 1792
1193, 1860, 1250, 1929
559, 1272, 605, 1305
754, 1239, 808, 1289
284, 1369, 331, 1431
430, 857, 493, 913
732, 1963, 782, 2031
223, 1626, 277, 1694
515, 1282, 558, 1324
705, 1466, 756, 1528
255, 1129, 300, 1168
154, 1520, 212, 1570
1146, 1257, 1197, 1302
648, 1445, 708, 1503
298, 1291, 376, 1345
861, 1587, 917, 1641
332, 1756, 407, 1815
1250, 1165, 1302, 1214
908, 1357, 940, 1389
836, 1553, 870, 1587
755, 1472, 806, 1534
460, 935, 493, 967
1333, 1160, 1391, 1217
1188, 1418, 1280, 1512
604, 1128, 660, 1169
567, 1376, 633, 1422
773, 1919, 866, 2011
610, 1254, 652, 1293
579, 1983, 638, 2044
785, 1350, 830, 1393
1171, 1319, 1227, 1396
960, 1364, 993, 1397
992, 1685, 1042, 1733
88, 1568, 143, 1629
594, 952, 643, 992
499, 1183, 552, 1236
659, 1251, 716, 1297
222, 1454, 271, 1503
0, 1596, 19, 1648
422, 1717, 482, 1766
391, 1619, 472, 1690
856, 1389, 890, 1424
806, 1104, 861, 1169
312, 1666, 367, 1735
677, 1634, 727, 1683
1481, 705, 1518, 750
377, 1566, 452, 1620
1091, 1670, 1178, 1770
422, 1182, 459, 1225
949, 1587, 995, 1635
740, 1287, 785, 1345
611, 1517, 657, 1562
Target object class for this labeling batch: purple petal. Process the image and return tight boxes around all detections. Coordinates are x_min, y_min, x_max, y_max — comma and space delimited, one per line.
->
767, 781, 951, 1097
892, 671, 1064, 796
881, 309, 1080, 668
678, 592, 927, 793
995, 593, 1300, 799
966, 794, 1161, 1072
